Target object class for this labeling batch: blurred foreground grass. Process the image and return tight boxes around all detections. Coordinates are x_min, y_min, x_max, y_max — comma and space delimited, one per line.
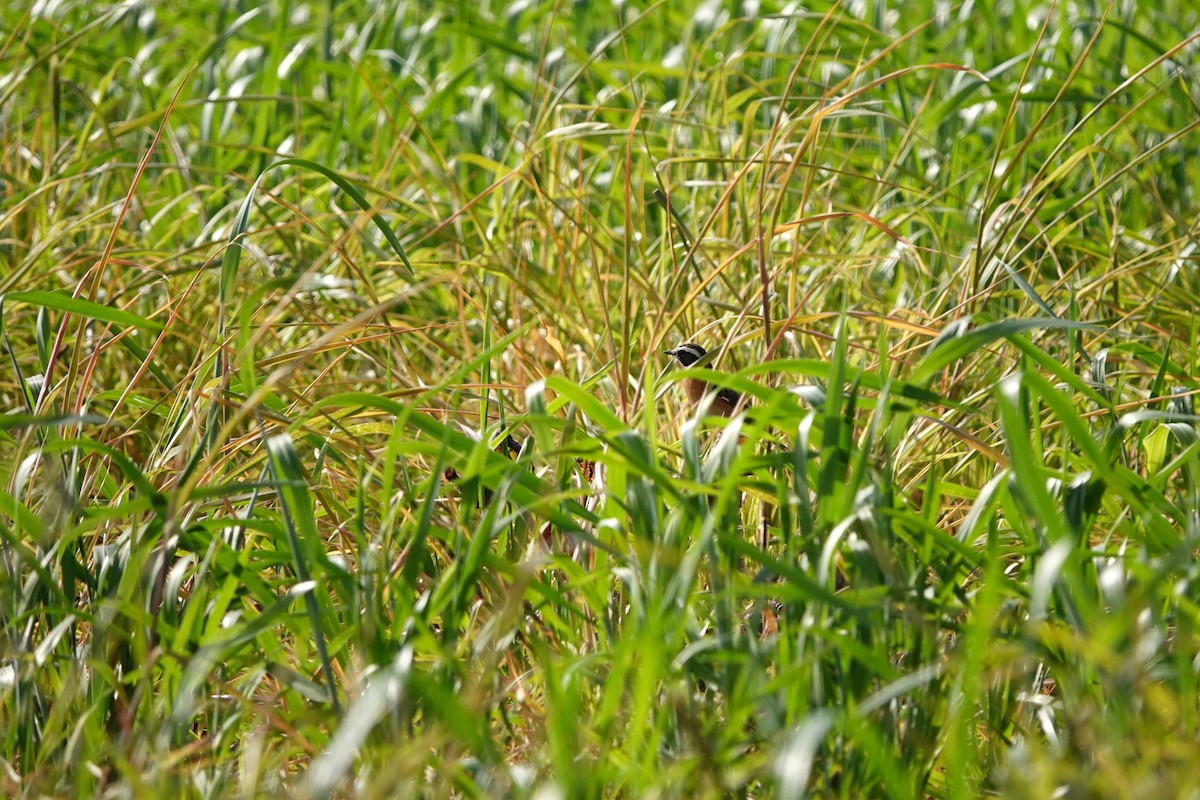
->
2, 0, 1200, 796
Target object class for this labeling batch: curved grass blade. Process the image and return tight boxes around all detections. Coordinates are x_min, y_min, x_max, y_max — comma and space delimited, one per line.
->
2, 290, 163, 332
911, 318, 1103, 387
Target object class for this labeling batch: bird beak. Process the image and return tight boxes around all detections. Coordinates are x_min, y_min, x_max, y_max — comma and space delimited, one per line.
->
663, 348, 676, 356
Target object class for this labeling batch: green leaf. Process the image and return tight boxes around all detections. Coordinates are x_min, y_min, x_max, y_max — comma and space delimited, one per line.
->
5, 290, 163, 332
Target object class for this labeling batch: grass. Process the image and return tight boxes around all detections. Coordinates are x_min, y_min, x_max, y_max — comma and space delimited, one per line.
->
2, 0, 1200, 796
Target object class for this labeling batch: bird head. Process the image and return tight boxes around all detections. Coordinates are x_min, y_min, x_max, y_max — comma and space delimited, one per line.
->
663, 342, 707, 367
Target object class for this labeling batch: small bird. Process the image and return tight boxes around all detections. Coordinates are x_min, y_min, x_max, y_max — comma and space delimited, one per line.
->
663, 342, 743, 416
443, 431, 526, 506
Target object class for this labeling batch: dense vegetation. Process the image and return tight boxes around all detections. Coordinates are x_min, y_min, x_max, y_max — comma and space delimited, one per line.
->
2, 0, 1200, 796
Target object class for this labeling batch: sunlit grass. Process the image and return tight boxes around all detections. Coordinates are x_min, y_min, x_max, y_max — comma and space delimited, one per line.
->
2, 0, 1200, 797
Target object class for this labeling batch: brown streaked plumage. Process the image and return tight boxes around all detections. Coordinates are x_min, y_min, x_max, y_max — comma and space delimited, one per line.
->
663, 342, 742, 417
